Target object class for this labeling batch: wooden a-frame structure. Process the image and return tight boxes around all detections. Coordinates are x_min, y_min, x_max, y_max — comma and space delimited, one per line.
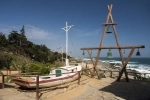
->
81, 4, 145, 82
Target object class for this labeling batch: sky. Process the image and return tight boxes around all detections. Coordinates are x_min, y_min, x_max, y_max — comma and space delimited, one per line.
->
0, 0, 150, 58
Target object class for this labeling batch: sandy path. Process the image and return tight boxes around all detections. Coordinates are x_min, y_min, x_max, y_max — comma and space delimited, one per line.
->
47, 77, 116, 100
48, 82, 88, 100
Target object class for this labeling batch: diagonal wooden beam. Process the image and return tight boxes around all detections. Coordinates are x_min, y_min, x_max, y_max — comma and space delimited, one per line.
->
92, 4, 113, 78
87, 49, 99, 77
87, 49, 95, 66
117, 48, 135, 82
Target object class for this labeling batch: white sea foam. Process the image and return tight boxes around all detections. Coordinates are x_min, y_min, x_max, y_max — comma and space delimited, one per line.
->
84, 58, 150, 77
100, 59, 150, 76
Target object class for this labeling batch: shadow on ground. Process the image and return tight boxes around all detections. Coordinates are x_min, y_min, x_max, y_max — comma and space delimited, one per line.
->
100, 78, 150, 100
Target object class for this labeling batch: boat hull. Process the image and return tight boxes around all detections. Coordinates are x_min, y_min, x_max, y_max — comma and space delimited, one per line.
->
12, 72, 79, 88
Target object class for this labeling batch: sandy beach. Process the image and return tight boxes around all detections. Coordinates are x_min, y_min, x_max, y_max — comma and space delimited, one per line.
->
1, 65, 150, 100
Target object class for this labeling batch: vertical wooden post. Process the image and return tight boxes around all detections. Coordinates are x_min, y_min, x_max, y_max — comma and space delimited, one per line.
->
7, 70, 8, 79
9, 69, 11, 74
36, 75, 39, 100
86, 63, 87, 69
85, 63, 88, 75
110, 71, 112, 78
2, 75, 5, 89
97, 70, 101, 79
78, 71, 80, 85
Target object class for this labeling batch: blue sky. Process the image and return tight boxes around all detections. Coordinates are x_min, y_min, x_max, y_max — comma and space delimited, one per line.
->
0, 0, 149, 58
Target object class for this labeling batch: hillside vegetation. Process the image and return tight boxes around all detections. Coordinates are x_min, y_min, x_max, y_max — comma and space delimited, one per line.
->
0, 26, 72, 74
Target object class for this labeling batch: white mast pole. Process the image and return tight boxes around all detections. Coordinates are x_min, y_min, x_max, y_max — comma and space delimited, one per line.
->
61, 21, 74, 66
62, 46, 63, 63
66, 22, 68, 61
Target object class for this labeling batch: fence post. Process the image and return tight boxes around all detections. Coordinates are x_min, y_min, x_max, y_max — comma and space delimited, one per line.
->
78, 71, 80, 85
110, 71, 112, 78
85, 63, 89, 69
9, 69, 11, 74
7, 70, 8, 79
2, 74, 5, 89
36, 75, 39, 100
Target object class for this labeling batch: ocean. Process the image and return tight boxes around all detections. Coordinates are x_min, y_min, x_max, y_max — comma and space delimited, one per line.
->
99, 57, 150, 69
84, 57, 150, 71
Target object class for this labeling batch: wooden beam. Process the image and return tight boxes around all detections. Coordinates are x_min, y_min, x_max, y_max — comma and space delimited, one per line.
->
81, 45, 145, 50
87, 49, 95, 66
78, 71, 81, 85
91, 4, 114, 79
36, 75, 39, 100
102, 22, 117, 26
86, 49, 100, 78
117, 48, 135, 82
2, 75, 5, 89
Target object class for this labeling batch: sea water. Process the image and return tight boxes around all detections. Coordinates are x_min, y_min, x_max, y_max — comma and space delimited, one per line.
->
83, 57, 150, 71
83, 57, 150, 78
99, 57, 150, 70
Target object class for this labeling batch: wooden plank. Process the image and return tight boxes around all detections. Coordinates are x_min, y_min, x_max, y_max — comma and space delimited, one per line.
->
36, 75, 39, 100
117, 48, 135, 82
2, 75, 5, 89
78, 71, 80, 85
102, 22, 117, 26
81, 45, 145, 50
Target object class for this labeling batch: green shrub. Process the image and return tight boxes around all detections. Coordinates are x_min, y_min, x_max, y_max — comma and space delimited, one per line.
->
39, 67, 50, 75
49, 64, 55, 68
21, 63, 27, 73
28, 63, 41, 72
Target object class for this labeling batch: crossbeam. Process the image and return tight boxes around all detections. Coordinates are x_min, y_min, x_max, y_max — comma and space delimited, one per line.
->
102, 22, 117, 26
81, 45, 145, 50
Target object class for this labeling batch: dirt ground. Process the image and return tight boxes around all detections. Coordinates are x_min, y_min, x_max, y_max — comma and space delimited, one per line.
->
1, 70, 150, 100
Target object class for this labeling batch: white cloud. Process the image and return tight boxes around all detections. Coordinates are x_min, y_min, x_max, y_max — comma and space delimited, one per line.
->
25, 25, 59, 40
0, 25, 60, 40
0, 25, 21, 34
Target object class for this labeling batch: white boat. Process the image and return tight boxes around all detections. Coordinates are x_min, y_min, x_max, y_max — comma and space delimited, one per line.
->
12, 65, 81, 88
12, 22, 82, 88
